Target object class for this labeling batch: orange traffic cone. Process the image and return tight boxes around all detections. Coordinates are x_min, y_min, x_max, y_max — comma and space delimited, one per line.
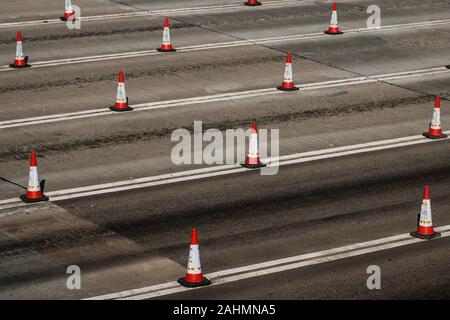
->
277, 52, 299, 91
410, 185, 440, 239
178, 228, 211, 288
324, 2, 343, 35
20, 151, 49, 203
244, 0, 262, 6
10, 32, 30, 68
241, 121, 266, 168
423, 96, 447, 139
157, 17, 176, 52
61, 0, 76, 21
110, 70, 132, 112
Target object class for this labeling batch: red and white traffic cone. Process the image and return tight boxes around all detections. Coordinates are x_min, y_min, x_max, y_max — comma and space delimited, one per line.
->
324, 2, 343, 35
20, 151, 49, 203
178, 228, 211, 288
109, 70, 132, 112
244, 0, 262, 6
10, 32, 30, 68
423, 96, 447, 139
277, 52, 299, 91
410, 185, 440, 239
61, 0, 76, 21
157, 17, 176, 52
241, 121, 266, 169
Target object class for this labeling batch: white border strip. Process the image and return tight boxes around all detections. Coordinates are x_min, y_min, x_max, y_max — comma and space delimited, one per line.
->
0, 0, 310, 29
85, 226, 450, 299
0, 66, 447, 129
1, 19, 449, 72
1, 132, 448, 210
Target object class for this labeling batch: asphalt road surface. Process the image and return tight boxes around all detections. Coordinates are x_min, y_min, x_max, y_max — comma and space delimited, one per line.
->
0, 0, 449, 300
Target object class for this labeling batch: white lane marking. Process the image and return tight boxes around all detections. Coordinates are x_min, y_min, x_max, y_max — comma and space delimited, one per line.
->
0, 66, 447, 129
1, 19, 449, 72
85, 226, 450, 299
0, 0, 309, 29
0, 133, 421, 204
1, 132, 448, 210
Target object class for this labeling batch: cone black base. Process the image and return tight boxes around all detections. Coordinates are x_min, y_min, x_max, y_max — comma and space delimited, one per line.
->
324, 30, 344, 35
109, 106, 133, 112
423, 132, 447, 139
178, 277, 211, 288
410, 231, 441, 240
60, 13, 76, 21
20, 194, 49, 203
446, 65, 450, 69
9, 64, 31, 68
157, 48, 176, 52
241, 163, 267, 169
244, 1, 262, 5
277, 85, 299, 91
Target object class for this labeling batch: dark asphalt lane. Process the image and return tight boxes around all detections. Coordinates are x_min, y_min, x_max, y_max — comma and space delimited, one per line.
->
163, 236, 450, 299
1, 0, 450, 299
53, 139, 450, 295
1, 79, 448, 200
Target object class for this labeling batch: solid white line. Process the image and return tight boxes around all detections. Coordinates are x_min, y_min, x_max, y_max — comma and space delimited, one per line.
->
1, 19, 449, 72
85, 226, 450, 299
0, 0, 309, 29
0, 66, 447, 129
1, 132, 448, 210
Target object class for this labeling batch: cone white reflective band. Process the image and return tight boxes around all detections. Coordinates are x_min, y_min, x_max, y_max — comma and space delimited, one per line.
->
419, 199, 433, 227
330, 10, 338, 27
431, 108, 441, 129
248, 132, 259, 157
116, 83, 127, 103
283, 63, 293, 82
187, 244, 202, 275
16, 41, 24, 60
162, 27, 171, 45
28, 166, 40, 192
65, 0, 73, 13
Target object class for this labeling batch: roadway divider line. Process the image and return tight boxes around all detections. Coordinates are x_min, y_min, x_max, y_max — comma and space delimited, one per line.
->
1, 19, 449, 72
0, 132, 448, 210
0, 66, 448, 129
0, 0, 310, 29
85, 226, 450, 300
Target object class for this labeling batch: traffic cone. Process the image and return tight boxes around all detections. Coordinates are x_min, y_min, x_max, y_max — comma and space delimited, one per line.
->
423, 96, 447, 139
277, 52, 299, 91
178, 228, 211, 288
410, 185, 440, 239
9, 32, 30, 68
157, 17, 176, 52
60, 0, 76, 21
109, 70, 133, 112
324, 2, 343, 35
244, 0, 262, 6
20, 151, 49, 203
241, 121, 266, 169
